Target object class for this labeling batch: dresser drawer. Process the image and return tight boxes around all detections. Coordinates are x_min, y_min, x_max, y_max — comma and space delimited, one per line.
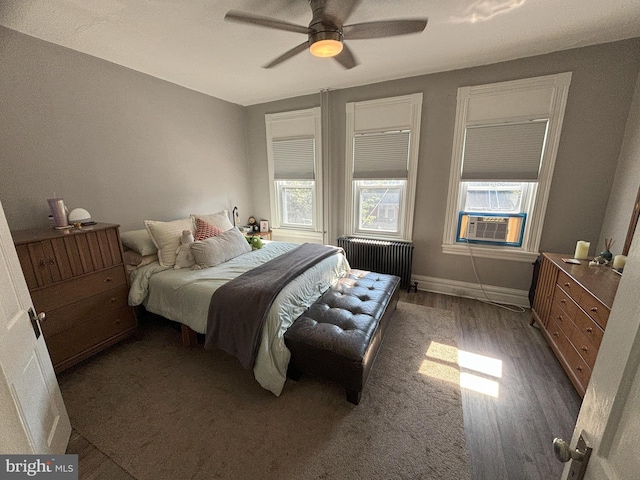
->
556, 271, 583, 303
45, 305, 136, 367
577, 293, 610, 329
31, 266, 127, 312
549, 302, 574, 339
570, 327, 598, 369
562, 341, 592, 392
547, 316, 572, 354
41, 285, 129, 338
553, 284, 578, 319
573, 307, 605, 349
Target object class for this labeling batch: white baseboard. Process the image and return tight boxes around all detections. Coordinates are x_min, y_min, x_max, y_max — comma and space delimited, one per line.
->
410, 274, 531, 308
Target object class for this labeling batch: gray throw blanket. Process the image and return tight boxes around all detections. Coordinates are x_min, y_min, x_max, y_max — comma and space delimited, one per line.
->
204, 243, 341, 370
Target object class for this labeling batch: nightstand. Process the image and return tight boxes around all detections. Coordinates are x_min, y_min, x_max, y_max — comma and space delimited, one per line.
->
247, 230, 272, 241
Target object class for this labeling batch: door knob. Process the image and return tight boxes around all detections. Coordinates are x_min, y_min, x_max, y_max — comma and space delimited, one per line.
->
553, 437, 586, 462
553, 434, 592, 480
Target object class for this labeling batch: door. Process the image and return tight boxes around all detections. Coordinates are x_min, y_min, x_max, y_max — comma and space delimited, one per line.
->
0, 201, 71, 453
560, 224, 640, 479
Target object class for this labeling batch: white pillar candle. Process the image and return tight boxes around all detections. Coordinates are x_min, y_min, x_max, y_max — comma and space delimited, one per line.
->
574, 241, 590, 260
613, 255, 627, 270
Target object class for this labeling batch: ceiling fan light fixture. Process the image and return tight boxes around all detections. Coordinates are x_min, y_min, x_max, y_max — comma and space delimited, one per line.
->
309, 30, 343, 58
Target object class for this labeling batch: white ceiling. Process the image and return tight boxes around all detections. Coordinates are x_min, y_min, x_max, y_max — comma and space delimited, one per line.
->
1, 0, 640, 106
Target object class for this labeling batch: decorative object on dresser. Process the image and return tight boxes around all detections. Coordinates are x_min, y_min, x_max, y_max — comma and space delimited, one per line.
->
12, 223, 137, 373
531, 252, 620, 396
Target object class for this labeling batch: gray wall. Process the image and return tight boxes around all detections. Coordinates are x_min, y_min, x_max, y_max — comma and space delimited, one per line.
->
246, 38, 640, 292
0, 26, 252, 233
598, 72, 640, 257
2, 23, 639, 295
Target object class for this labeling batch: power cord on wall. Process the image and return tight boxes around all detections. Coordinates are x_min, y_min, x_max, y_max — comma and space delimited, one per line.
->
465, 239, 526, 313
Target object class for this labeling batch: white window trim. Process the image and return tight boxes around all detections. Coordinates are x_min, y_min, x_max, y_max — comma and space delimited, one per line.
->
344, 93, 423, 242
266, 107, 322, 236
442, 73, 572, 262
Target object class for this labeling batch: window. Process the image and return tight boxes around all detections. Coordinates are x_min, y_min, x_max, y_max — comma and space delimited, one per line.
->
345, 94, 423, 241
266, 108, 322, 237
443, 73, 572, 261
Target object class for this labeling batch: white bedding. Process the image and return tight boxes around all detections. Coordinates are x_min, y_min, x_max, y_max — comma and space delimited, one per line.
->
128, 241, 350, 396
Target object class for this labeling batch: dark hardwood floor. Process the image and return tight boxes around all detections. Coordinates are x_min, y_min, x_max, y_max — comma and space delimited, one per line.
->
66, 291, 582, 479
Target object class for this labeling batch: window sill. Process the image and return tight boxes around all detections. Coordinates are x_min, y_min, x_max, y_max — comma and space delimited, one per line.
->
442, 243, 540, 263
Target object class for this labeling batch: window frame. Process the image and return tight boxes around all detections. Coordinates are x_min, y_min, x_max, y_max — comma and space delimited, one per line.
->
352, 179, 407, 236
442, 73, 572, 262
344, 94, 423, 242
265, 108, 322, 236
275, 180, 316, 229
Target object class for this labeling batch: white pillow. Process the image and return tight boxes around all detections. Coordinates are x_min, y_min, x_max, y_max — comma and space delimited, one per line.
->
144, 218, 194, 267
121, 229, 158, 256
190, 211, 233, 232
191, 228, 251, 268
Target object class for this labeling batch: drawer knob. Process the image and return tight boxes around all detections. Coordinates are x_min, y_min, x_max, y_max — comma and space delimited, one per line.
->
48, 258, 55, 265
591, 307, 598, 313
577, 365, 583, 372
561, 299, 566, 304
109, 297, 117, 303
581, 346, 588, 353
114, 318, 121, 324
564, 282, 570, 287
104, 276, 113, 283
553, 331, 559, 337
586, 327, 593, 333
39, 260, 46, 268
557, 315, 563, 322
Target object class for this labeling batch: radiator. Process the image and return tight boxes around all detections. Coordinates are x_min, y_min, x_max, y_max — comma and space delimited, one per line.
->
337, 236, 414, 289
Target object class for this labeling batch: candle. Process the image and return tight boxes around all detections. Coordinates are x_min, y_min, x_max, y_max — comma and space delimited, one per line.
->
574, 241, 590, 260
613, 255, 627, 270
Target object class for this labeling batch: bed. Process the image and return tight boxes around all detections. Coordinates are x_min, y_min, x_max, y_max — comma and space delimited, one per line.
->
125, 217, 350, 397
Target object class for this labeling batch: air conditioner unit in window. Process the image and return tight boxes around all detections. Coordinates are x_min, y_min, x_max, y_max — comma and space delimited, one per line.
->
457, 212, 526, 247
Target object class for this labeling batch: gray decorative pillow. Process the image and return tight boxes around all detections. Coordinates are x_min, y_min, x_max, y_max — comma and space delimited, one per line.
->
121, 229, 158, 256
191, 227, 251, 268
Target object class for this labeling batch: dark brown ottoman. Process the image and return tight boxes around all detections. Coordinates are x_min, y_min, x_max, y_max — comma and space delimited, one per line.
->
284, 270, 400, 405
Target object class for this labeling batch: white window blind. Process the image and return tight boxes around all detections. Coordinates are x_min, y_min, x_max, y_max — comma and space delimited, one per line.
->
273, 137, 315, 180
461, 121, 548, 181
353, 131, 410, 179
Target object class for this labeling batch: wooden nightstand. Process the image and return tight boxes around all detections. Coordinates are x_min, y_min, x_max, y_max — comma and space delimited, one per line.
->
12, 223, 137, 372
247, 230, 272, 240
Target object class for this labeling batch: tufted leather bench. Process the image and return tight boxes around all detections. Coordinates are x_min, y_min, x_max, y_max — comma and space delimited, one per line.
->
284, 270, 400, 405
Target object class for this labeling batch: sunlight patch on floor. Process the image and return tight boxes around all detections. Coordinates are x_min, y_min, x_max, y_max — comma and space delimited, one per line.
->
420, 341, 502, 398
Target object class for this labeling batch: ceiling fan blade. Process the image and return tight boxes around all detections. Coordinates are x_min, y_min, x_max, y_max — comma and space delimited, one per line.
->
225, 11, 310, 35
343, 18, 428, 39
263, 41, 309, 68
323, 0, 362, 25
333, 43, 358, 70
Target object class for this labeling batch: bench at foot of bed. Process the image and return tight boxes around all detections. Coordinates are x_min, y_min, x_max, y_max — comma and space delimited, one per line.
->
284, 269, 400, 405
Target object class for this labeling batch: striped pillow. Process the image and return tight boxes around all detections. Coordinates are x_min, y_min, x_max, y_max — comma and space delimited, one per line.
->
194, 218, 223, 241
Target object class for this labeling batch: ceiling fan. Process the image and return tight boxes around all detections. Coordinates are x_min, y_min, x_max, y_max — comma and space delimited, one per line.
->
225, 0, 428, 69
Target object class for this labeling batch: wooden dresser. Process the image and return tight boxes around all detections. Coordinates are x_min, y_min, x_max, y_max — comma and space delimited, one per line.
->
531, 252, 620, 396
12, 223, 137, 373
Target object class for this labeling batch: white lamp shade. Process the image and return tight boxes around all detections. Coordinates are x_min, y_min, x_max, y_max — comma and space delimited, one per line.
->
68, 208, 92, 223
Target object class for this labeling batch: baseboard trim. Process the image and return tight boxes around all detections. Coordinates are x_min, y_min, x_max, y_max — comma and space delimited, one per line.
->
410, 274, 530, 308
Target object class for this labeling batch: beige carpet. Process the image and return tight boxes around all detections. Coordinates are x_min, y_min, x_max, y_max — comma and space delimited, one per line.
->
58, 302, 470, 480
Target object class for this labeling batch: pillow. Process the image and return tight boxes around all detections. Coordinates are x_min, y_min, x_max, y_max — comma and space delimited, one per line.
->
123, 250, 158, 267
190, 211, 234, 233
194, 218, 223, 241
144, 218, 194, 267
121, 229, 158, 256
191, 228, 251, 268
